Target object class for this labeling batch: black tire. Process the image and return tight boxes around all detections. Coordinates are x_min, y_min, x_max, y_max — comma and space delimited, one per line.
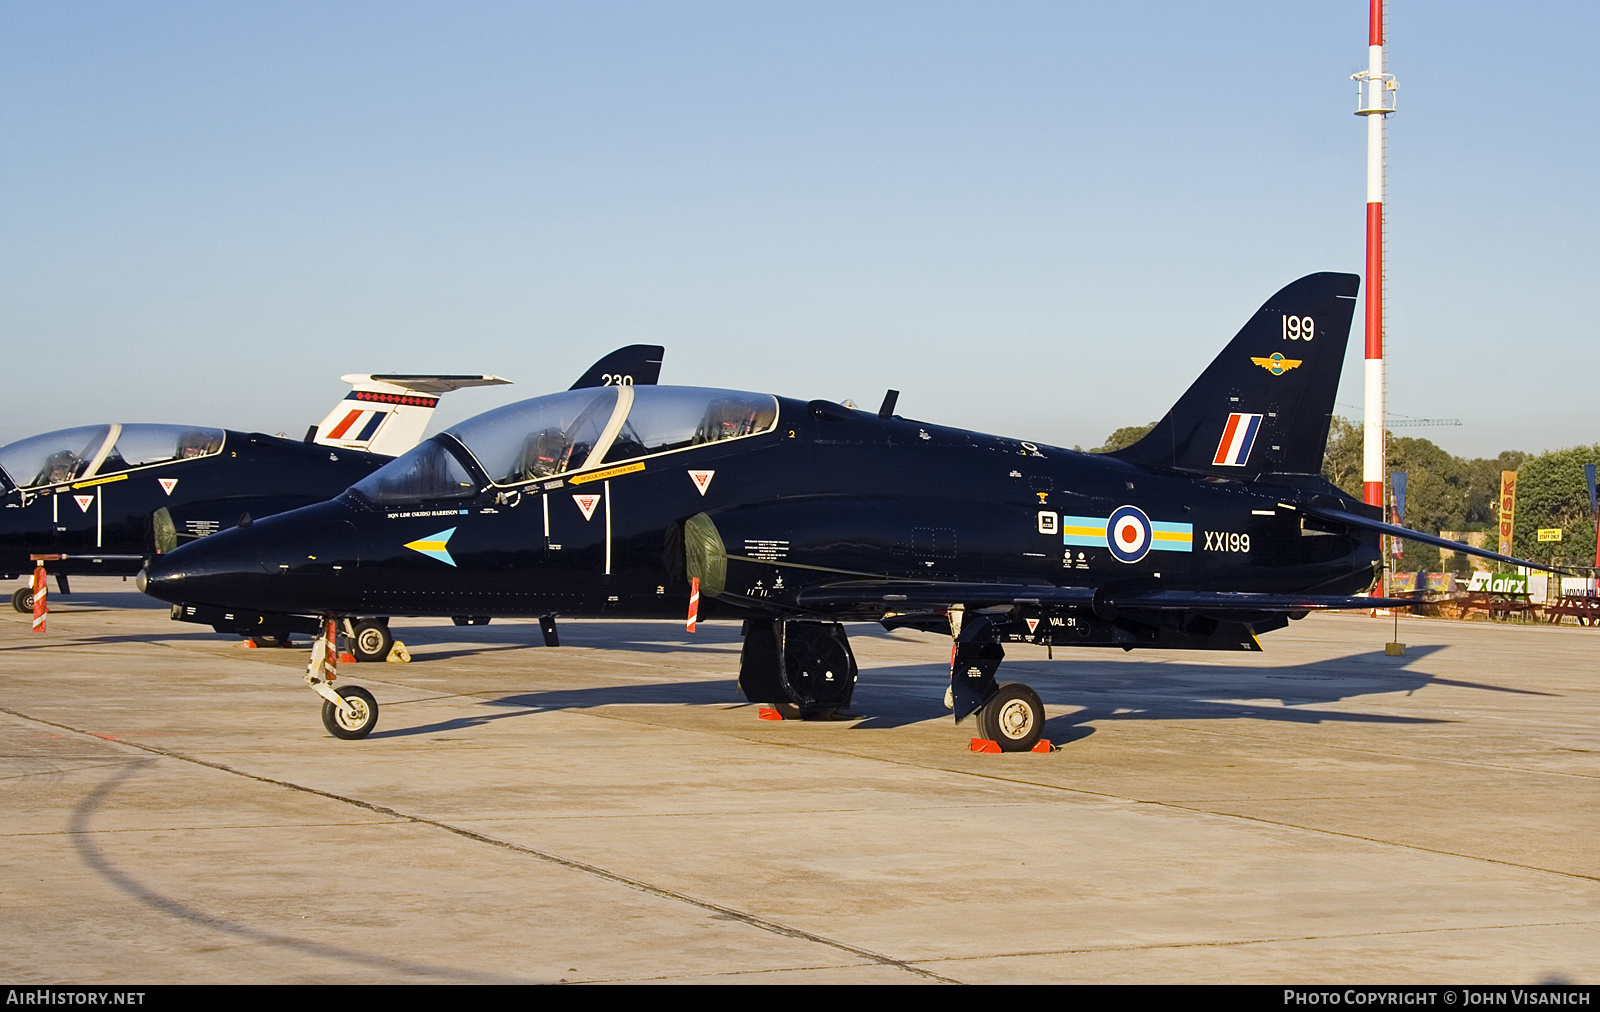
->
12, 587, 34, 614
248, 634, 286, 648
321, 685, 379, 740
350, 619, 393, 662
978, 683, 1044, 752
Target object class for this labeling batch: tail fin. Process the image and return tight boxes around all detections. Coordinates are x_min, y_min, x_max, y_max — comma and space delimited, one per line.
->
1110, 273, 1359, 477
568, 345, 665, 390
312, 374, 512, 457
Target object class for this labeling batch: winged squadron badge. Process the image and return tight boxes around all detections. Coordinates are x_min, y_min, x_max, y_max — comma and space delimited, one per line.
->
1251, 353, 1302, 376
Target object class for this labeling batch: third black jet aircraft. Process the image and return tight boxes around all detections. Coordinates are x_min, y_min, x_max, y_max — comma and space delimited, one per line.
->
141, 275, 1543, 749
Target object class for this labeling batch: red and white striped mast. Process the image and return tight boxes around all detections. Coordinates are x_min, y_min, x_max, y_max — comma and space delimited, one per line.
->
1355, 1, 1396, 512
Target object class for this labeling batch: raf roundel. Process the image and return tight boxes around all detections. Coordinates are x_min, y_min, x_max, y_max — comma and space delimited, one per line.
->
1105, 505, 1153, 564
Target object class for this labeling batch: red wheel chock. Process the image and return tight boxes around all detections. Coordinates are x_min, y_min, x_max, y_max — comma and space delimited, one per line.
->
970, 738, 1056, 754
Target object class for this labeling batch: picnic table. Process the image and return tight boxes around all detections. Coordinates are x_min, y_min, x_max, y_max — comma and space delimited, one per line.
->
1460, 590, 1538, 622
1544, 595, 1600, 627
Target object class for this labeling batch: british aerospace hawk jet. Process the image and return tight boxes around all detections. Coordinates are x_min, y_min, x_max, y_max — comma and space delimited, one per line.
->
4, 346, 662, 638
139, 275, 1541, 749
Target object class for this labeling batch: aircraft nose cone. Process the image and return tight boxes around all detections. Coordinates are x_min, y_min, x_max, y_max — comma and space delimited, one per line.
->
135, 567, 148, 594
140, 504, 361, 613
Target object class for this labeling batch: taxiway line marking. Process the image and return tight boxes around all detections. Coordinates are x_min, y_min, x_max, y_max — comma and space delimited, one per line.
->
911, 917, 1600, 966
519, 704, 1600, 886
0, 704, 960, 984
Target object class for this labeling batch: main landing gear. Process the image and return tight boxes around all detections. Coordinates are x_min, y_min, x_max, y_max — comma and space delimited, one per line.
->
12, 571, 69, 613
348, 618, 393, 663
948, 606, 1046, 752
305, 617, 379, 739
737, 619, 859, 718
735, 613, 1048, 751
976, 682, 1045, 752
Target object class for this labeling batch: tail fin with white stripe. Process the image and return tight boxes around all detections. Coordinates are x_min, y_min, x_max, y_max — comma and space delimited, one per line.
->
312, 375, 511, 457
1108, 273, 1359, 478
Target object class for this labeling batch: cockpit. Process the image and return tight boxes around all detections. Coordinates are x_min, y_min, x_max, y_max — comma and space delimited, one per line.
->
350, 386, 779, 504
0, 424, 225, 493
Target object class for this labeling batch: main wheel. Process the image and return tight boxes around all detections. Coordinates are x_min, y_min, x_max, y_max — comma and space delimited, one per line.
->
350, 619, 393, 662
12, 587, 34, 613
978, 682, 1044, 752
321, 685, 379, 740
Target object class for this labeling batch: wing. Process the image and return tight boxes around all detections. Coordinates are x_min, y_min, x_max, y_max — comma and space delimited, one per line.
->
794, 579, 1414, 616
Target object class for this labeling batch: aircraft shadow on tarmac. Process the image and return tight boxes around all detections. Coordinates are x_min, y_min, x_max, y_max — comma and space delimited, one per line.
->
15, 589, 170, 611
367, 679, 748, 739
362, 626, 1550, 745
10, 615, 1546, 747
389, 618, 748, 659
0, 629, 263, 651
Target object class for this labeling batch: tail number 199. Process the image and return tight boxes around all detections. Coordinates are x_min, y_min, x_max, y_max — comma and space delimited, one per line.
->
1282, 315, 1314, 341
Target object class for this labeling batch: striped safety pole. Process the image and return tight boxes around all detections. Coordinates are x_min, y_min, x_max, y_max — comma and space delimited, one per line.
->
686, 577, 699, 633
30, 563, 46, 633
1358, 0, 1394, 511
1355, 0, 1396, 596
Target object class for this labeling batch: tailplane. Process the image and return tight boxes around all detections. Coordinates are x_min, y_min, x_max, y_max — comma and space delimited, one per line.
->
312, 375, 511, 457
1110, 273, 1359, 477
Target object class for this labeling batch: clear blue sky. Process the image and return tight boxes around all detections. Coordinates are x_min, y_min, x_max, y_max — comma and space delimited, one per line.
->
3, 2, 1594, 458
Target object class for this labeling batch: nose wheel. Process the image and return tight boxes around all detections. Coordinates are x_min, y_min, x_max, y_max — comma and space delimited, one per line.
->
977, 683, 1044, 752
321, 685, 379, 740
305, 616, 379, 739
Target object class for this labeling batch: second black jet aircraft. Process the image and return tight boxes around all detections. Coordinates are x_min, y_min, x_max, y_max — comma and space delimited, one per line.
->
4, 346, 661, 636
142, 275, 1542, 749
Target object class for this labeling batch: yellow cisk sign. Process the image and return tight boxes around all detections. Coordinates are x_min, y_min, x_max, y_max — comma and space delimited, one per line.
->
1498, 471, 1517, 557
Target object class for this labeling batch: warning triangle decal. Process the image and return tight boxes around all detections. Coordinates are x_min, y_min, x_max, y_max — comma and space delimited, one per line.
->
573, 493, 602, 520
688, 470, 714, 496
74, 495, 95, 513
158, 478, 178, 496
1025, 618, 1040, 634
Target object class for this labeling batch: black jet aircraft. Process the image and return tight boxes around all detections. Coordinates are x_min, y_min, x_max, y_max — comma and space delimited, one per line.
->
5, 346, 662, 646
140, 275, 1543, 749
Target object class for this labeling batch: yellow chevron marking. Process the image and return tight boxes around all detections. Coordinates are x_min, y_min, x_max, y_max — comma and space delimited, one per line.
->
568, 461, 645, 485
71, 473, 129, 489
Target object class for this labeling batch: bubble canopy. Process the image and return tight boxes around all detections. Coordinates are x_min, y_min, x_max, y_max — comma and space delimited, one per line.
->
350, 386, 779, 504
0, 423, 224, 491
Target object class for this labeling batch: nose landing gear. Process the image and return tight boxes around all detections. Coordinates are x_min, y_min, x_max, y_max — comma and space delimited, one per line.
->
304, 617, 379, 739
321, 684, 379, 740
